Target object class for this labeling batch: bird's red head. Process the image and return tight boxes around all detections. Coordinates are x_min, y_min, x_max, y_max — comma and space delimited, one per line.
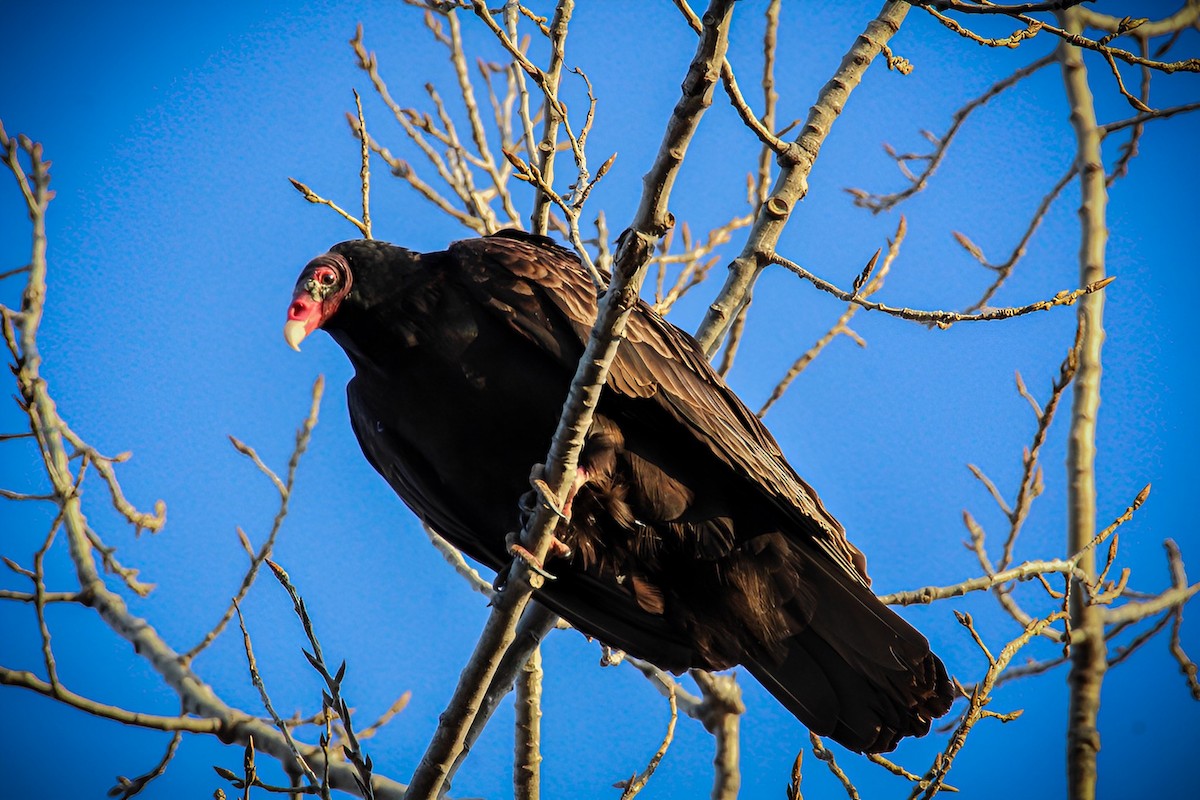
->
284, 252, 352, 351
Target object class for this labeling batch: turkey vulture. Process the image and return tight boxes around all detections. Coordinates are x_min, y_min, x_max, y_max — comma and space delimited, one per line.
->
284, 229, 954, 753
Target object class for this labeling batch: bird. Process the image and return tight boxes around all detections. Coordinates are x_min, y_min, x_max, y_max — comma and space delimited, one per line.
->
284, 228, 955, 753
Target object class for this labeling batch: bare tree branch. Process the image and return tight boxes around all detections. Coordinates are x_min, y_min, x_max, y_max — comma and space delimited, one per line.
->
402, 8, 737, 796
914, 612, 1066, 799
768, 250, 1111, 328
692, 670, 743, 800
809, 733, 860, 800
1057, 8, 1110, 798
696, 0, 911, 354
0, 129, 399, 794
848, 54, 1056, 213
183, 377, 325, 663
758, 215, 904, 417
513, 646, 543, 800
909, 1, 1200, 76
616, 684, 677, 800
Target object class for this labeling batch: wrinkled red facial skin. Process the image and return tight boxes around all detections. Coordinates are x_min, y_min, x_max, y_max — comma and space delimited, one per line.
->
285, 258, 349, 350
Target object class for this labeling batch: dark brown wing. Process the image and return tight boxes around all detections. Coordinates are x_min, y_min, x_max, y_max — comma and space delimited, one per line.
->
442, 231, 953, 752
446, 230, 869, 585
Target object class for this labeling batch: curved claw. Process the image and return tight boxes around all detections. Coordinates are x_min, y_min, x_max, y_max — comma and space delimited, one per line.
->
530, 477, 569, 521
508, 541, 557, 581
492, 567, 511, 595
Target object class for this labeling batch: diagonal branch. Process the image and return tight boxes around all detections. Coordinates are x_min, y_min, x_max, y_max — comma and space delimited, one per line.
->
183, 377, 325, 662
695, 0, 911, 354
849, 53, 1056, 213
758, 215, 904, 417
402, 5, 737, 798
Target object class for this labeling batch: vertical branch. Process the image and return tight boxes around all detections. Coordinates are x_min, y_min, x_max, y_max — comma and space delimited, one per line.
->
513, 646, 543, 800
691, 670, 744, 800
716, 297, 749, 377
531, 0, 574, 235
354, 90, 372, 239
1057, 9, 1110, 800
443, 603, 558, 792
443, 7, 518, 228
505, 9, 538, 165
755, 0, 781, 212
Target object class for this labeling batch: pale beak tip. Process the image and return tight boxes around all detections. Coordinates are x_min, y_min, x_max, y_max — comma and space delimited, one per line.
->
283, 320, 307, 352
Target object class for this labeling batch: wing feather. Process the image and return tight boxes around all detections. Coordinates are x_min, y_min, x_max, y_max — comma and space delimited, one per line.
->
446, 230, 869, 585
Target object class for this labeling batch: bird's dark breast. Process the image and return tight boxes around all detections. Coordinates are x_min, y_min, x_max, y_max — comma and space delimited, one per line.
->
339, 284, 757, 670
342, 293, 570, 572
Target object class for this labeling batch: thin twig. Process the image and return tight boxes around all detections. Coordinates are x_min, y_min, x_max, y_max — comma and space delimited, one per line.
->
234, 603, 322, 789
769, 251, 1112, 328
423, 524, 493, 597
108, 730, 183, 799
182, 376, 324, 662
1, 121, 405, 800
848, 54, 1055, 213
759, 215, 904, 416
288, 178, 369, 237
354, 90, 372, 239
809, 733, 859, 800
956, 164, 1077, 313
909, 1, 1200, 74
266, 560, 378, 799
695, 1, 911, 354
616, 684, 677, 799
914, 612, 1066, 799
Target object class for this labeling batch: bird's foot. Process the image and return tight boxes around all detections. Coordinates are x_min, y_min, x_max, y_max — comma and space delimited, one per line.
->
600, 645, 626, 667
493, 531, 573, 592
507, 537, 557, 581
526, 463, 570, 522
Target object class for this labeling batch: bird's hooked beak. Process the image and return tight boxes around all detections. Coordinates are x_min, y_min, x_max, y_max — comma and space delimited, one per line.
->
284, 255, 350, 351
284, 294, 319, 352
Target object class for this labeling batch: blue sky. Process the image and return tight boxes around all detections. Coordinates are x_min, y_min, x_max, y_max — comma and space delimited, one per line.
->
2, 1, 1197, 798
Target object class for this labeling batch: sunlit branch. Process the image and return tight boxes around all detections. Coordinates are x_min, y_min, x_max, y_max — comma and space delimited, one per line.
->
402, 8, 737, 797
695, 1, 910, 354
769, 250, 1111, 328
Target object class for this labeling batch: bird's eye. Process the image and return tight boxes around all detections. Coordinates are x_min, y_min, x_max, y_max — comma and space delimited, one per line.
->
320, 271, 337, 286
